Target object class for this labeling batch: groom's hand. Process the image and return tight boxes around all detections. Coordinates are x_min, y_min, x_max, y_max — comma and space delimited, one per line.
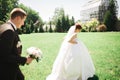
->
26, 56, 33, 65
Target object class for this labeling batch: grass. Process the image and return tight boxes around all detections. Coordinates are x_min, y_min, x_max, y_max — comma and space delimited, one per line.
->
19, 32, 120, 80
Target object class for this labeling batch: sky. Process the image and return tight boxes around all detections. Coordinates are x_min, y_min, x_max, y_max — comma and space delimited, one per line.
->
19, 0, 120, 22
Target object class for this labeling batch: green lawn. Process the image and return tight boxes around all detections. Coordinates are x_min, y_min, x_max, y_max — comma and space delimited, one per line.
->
19, 32, 120, 80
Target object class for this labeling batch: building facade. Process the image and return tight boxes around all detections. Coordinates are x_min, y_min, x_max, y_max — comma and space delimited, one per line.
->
80, 0, 118, 23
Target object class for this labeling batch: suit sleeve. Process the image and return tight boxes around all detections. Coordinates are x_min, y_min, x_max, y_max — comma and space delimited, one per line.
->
0, 30, 27, 65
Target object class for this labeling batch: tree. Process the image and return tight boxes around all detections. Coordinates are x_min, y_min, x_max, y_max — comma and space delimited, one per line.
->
39, 24, 44, 33
104, 11, 112, 31
55, 19, 62, 32
0, 0, 18, 21
61, 13, 66, 32
69, 16, 75, 26
30, 20, 34, 33
52, 7, 75, 32
0, 21, 4, 25
19, 3, 43, 33
103, 0, 118, 31
52, 7, 65, 25
49, 21, 53, 32
65, 15, 70, 31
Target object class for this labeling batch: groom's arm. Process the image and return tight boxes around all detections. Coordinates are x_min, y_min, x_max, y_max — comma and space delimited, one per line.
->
0, 30, 27, 65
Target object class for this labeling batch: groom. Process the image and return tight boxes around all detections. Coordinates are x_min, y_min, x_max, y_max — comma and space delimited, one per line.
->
0, 8, 33, 80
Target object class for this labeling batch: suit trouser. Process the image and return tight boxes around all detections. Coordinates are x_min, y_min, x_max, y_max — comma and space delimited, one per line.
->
17, 68, 25, 80
0, 66, 24, 80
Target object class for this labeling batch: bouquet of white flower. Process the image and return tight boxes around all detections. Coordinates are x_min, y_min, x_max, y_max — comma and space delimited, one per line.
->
27, 47, 43, 62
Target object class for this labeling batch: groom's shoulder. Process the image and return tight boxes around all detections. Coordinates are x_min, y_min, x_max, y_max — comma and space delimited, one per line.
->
0, 23, 14, 35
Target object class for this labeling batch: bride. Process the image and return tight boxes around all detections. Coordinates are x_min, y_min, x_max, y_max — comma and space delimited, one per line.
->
46, 23, 95, 80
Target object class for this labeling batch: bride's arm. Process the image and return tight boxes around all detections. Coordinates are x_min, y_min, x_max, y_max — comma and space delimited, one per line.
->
68, 34, 77, 44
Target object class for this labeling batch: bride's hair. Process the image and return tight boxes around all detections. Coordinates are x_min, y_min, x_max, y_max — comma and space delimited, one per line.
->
75, 24, 82, 30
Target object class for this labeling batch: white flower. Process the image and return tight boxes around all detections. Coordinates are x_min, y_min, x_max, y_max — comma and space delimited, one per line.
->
27, 47, 43, 62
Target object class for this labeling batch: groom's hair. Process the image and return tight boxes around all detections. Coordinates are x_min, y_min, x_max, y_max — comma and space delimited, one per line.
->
10, 8, 27, 19
75, 24, 82, 30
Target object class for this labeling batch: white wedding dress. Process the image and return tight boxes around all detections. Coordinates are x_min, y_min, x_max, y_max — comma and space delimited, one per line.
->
46, 26, 95, 80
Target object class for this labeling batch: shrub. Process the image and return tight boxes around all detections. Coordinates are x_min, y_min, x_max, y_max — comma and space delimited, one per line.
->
0, 21, 4, 25
96, 24, 107, 32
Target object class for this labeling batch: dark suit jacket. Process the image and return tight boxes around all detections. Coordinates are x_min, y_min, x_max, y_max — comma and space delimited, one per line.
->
0, 22, 27, 80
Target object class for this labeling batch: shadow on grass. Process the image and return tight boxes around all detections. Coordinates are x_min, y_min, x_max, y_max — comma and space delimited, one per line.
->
87, 75, 99, 80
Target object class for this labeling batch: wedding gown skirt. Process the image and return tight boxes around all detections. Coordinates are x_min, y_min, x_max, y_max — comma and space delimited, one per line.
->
46, 40, 95, 80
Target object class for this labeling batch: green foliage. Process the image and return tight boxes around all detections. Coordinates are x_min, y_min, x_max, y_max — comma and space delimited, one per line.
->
0, 1, 44, 34
55, 19, 62, 32
103, 0, 118, 31
52, 7, 65, 24
0, 0, 18, 21
61, 14, 66, 32
18, 3, 43, 33
0, 20, 4, 25
39, 26, 44, 33
52, 7, 75, 32
69, 16, 75, 26
20, 32, 120, 80
48, 21, 53, 33
30, 20, 34, 33
104, 11, 113, 31
65, 15, 70, 31
81, 18, 99, 32
25, 23, 31, 34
